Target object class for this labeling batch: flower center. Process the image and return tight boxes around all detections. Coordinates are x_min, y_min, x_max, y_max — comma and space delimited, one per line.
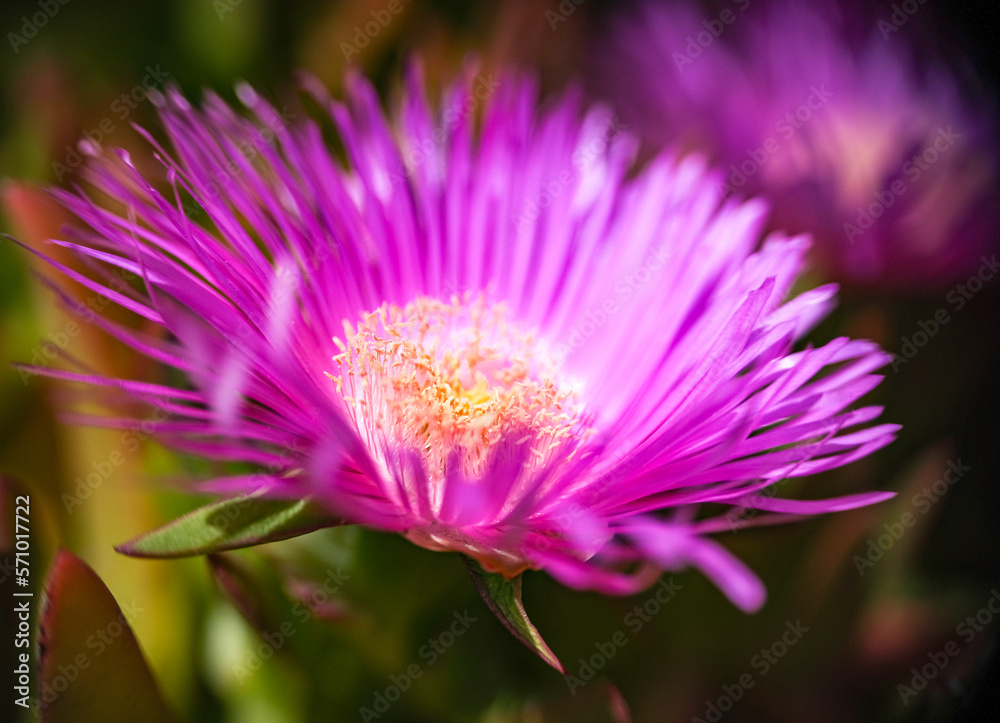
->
331, 294, 588, 507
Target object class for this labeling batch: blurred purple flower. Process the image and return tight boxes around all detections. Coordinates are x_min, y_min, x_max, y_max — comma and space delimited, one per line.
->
14, 63, 898, 612
598, 0, 998, 289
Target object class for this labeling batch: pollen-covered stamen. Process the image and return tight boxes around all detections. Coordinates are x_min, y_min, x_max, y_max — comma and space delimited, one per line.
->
330, 294, 589, 511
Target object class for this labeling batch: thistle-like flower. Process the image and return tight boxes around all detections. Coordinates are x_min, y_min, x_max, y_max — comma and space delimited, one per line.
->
14, 63, 897, 665
598, 0, 998, 288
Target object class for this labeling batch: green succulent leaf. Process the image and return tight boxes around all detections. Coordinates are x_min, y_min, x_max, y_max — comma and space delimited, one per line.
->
463, 556, 564, 673
38, 550, 175, 723
115, 491, 343, 558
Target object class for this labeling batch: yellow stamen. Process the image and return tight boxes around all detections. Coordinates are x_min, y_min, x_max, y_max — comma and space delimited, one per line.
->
330, 293, 589, 512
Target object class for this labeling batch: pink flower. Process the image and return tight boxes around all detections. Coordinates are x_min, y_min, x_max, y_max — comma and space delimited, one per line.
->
598, 0, 998, 288
14, 63, 897, 614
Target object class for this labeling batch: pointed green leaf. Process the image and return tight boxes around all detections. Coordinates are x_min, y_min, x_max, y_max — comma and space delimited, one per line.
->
463, 556, 564, 672
39, 550, 175, 723
115, 491, 343, 558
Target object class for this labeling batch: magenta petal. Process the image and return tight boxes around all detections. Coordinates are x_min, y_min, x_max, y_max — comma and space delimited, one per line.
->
682, 536, 767, 613
14, 62, 899, 616
742, 491, 896, 515
625, 520, 766, 612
